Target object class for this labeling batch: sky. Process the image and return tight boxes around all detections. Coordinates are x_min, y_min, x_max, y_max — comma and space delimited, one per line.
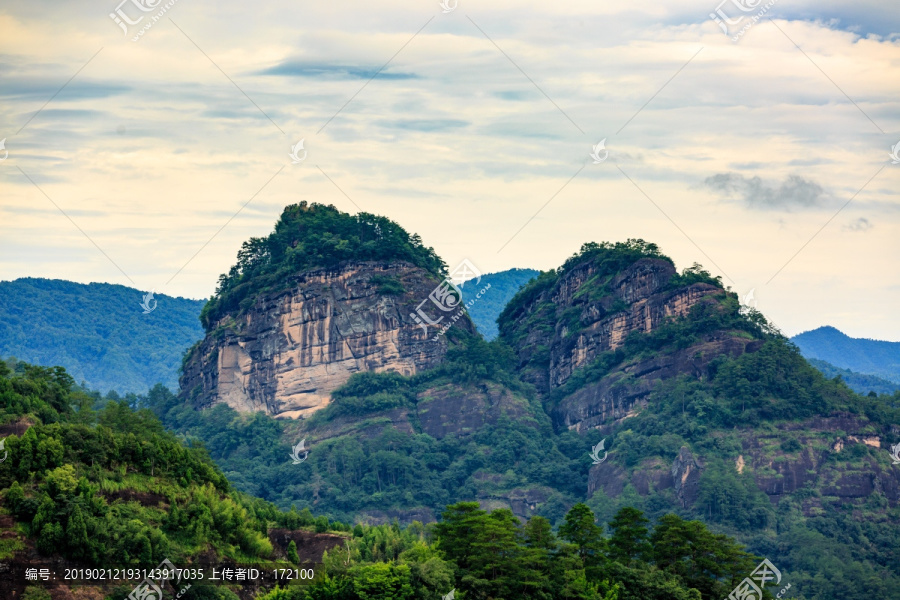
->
1, 0, 898, 340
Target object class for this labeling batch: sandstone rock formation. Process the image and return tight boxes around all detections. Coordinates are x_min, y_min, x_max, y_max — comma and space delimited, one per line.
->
501, 256, 762, 432
180, 261, 475, 418
505, 258, 725, 393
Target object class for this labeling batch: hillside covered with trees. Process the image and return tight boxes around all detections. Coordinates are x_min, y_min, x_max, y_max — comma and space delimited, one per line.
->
0, 278, 205, 393
0, 360, 771, 599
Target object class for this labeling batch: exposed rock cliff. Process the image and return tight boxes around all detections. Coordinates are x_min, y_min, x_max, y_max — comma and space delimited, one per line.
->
500, 252, 762, 432
503, 258, 724, 393
180, 261, 475, 418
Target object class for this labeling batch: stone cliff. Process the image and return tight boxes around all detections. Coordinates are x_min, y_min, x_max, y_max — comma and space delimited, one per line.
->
503, 258, 723, 393
180, 261, 476, 418
500, 255, 760, 431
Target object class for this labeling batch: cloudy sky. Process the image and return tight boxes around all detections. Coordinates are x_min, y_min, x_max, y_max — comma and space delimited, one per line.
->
1, 0, 898, 339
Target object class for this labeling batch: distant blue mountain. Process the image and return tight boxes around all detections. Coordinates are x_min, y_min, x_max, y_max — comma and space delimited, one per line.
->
0, 278, 205, 393
460, 268, 540, 340
805, 358, 900, 396
791, 326, 900, 384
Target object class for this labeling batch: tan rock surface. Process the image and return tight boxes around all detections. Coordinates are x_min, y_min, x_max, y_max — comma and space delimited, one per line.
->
180, 261, 475, 418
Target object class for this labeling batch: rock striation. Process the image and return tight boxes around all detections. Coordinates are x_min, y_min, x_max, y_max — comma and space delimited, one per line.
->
179, 261, 475, 418
501, 256, 762, 431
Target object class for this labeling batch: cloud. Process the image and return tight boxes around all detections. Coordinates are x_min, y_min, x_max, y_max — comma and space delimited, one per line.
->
258, 61, 419, 80
843, 217, 873, 232
703, 173, 830, 210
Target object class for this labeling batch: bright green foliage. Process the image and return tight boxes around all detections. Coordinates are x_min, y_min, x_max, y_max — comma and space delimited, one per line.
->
0, 362, 319, 572
200, 202, 446, 329
288, 540, 300, 564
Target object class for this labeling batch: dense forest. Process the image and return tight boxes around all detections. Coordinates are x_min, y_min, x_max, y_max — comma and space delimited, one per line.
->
805, 358, 900, 396
459, 268, 539, 340
0, 360, 772, 599
0, 278, 205, 392
3, 215, 900, 599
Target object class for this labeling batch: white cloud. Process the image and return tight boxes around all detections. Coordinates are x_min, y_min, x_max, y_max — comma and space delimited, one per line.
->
0, 0, 898, 339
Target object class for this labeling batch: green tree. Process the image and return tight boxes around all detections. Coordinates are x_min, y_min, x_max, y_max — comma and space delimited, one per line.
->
287, 540, 300, 565
559, 503, 606, 567
607, 507, 651, 566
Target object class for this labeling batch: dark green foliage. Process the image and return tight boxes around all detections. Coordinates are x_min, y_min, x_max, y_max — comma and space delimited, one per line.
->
0, 278, 205, 393
458, 268, 539, 340
607, 507, 651, 566
499, 240, 670, 328
200, 202, 446, 329
369, 275, 406, 296
426, 502, 752, 600
559, 503, 606, 566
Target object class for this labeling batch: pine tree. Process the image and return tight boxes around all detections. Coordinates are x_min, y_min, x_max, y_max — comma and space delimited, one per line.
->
607, 507, 651, 565
287, 540, 300, 564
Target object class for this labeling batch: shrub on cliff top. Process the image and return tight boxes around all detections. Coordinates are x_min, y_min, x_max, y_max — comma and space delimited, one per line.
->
200, 202, 446, 329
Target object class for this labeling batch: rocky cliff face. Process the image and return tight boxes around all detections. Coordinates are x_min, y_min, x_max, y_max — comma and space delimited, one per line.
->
180, 261, 475, 418
504, 258, 725, 394
501, 256, 761, 432
586, 417, 900, 514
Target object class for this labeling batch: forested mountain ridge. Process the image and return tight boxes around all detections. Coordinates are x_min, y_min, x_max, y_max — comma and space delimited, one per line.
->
459, 268, 539, 340
0, 278, 205, 393
792, 325, 900, 384
163, 220, 900, 597
0, 359, 349, 600
805, 357, 900, 395
4, 207, 900, 598
497, 240, 900, 599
